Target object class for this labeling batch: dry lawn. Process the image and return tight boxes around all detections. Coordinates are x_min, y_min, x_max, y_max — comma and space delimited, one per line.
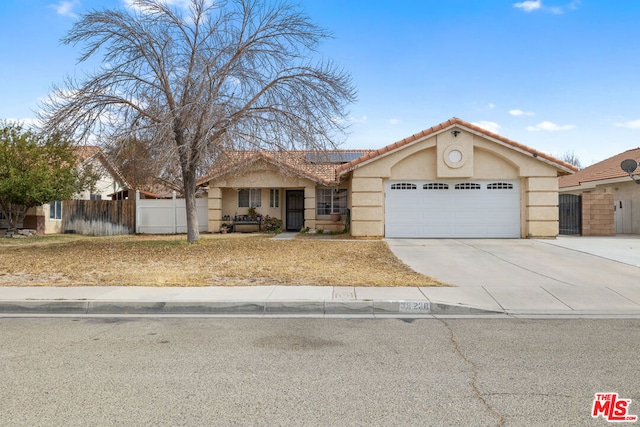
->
0, 234, 446, 287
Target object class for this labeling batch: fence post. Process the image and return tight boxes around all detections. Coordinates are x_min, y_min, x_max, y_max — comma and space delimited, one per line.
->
135, 190, 140, 234
172, 191, 177, 234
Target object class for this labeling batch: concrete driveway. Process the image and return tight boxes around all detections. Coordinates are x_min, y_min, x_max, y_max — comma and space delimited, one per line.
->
386, 236, 640, 315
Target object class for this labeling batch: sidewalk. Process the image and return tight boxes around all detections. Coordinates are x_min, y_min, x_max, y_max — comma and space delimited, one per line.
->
3, 236, 640, 318
1, 282, 640, 317
0, 285, 494, 317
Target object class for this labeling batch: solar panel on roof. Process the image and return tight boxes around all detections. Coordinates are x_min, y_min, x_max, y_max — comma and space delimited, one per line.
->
306, 151, 365, 164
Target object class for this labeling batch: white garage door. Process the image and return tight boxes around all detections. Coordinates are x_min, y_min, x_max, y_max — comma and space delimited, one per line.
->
385, 180, 520, 238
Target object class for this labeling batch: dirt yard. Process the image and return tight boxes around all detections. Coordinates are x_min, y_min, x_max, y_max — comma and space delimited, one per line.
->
0, 234, 446, 287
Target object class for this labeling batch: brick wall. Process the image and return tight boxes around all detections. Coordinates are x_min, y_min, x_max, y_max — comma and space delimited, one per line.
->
581, 192, 614, 236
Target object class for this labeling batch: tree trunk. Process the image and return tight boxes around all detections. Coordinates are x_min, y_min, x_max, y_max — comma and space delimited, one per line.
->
182, 170, 200, 243
0, 202, 25, 232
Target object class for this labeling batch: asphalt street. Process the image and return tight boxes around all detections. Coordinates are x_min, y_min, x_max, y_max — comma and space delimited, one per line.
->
1, 317, 638, 426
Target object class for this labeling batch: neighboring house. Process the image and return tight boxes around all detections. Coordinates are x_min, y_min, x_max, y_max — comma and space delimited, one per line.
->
559, 148, 640, 235
200, 118, 576, 238
26, 146, 131, 234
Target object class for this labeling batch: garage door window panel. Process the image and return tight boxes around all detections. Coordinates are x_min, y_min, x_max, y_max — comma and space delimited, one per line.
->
487, 182, 514, 190
454, 183, 481, 190
390, 183, 417, 190
423, 183, 449, 190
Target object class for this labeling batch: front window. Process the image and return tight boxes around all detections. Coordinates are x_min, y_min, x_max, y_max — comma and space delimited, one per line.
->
316, 188, 347, 216
238, 189, 262, 208
90, 194, 102, 201
270, 189, 280, 208
49, 201, 62, 220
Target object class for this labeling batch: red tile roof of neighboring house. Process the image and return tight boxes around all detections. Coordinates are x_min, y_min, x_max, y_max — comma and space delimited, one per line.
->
559, 147, 640, 188
336, 117, 577, 176
75, 145, 102, 161
75, 145, 131, 189
198, 150, 375, 186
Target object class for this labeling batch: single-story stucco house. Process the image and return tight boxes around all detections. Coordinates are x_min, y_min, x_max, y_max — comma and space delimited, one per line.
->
200, 118, 576, 238
559, 147, 640, 235
29, 146, 130, 234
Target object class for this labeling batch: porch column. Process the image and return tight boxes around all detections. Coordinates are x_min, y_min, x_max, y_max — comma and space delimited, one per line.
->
524, 177, 560, 238
350, 177, 384, 237
208, 186, 223, 232
304, 185, 316, 230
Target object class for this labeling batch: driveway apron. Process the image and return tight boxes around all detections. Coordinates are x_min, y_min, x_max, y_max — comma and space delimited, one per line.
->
386, 237, 640, 314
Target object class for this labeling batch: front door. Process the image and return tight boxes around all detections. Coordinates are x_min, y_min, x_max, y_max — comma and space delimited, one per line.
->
286, 190, 305, 231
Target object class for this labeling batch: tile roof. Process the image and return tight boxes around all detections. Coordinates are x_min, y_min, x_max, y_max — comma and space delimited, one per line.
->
336, 117, 578, 175
199, 118, 577, 185
75, 145, 102, 161
559, 147, 640, 188
198, 150, 375, 186
75, 146, 131, 189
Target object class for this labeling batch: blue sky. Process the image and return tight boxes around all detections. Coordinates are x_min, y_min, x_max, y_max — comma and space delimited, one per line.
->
2, 0, 640, 166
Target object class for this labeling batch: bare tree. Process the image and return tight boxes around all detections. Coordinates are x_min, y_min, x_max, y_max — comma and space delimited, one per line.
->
39, 0, 356, 242
104, 136, 178, 192
560, 150, 582, 169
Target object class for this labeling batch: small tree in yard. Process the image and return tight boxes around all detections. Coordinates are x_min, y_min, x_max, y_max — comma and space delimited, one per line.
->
0, 122, 97, 231
39, 0, 356, 242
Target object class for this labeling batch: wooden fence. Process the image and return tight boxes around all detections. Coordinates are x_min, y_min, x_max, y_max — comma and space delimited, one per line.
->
62, 199, 135, 235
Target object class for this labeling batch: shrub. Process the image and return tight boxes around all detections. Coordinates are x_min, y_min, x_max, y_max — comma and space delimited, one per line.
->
262, 215, 283, 234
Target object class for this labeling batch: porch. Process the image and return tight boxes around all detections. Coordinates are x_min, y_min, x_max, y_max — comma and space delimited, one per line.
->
207, 186, 347, 234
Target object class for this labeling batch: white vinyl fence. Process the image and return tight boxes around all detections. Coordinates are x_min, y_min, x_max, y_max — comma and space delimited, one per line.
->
136, 191, 208, 234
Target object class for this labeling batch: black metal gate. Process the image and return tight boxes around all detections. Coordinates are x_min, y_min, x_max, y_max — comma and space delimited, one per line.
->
559, 194, 582, 235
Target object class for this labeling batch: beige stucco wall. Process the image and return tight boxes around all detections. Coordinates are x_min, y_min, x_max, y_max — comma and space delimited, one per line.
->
608, 181, 640, 234
348, 127, 564, 238
75, 157, 126, 200
524, 177, 559, 238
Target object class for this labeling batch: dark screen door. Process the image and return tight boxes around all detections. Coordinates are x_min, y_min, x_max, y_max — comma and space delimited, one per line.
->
286, 190, 305, 231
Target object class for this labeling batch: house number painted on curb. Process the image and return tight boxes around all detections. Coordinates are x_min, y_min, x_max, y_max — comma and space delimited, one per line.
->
399, 301, 430, 312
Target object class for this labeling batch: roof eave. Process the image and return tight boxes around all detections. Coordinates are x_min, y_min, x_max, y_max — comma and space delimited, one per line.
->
560, 175, 638, 191
337, 118, 578, 177
198, 154, 334, 187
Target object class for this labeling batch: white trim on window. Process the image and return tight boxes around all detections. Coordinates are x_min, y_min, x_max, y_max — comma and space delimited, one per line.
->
316, 188, 347, 216
238, 188, 262, 208
49, 200, 62, 220
270, 189, 280, 208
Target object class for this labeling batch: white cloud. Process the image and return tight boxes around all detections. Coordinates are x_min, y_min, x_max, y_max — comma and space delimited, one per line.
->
6, 118, 41, 129
389, 118, 400, 125
123, 0, 208, 12
513, 0, 542, 12
472, 121, 502, 134
49, 0, 79, 18
526, 121, 576, 131
614, 119, 640, 129
514, 0, 580, 14
509, 109, 535, 117
349, 115, 368, 124
332, 115, 368, 125
567, 0, 582, 11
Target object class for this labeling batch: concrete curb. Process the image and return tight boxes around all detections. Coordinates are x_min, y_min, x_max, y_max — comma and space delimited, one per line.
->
0, 300, 504, 316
